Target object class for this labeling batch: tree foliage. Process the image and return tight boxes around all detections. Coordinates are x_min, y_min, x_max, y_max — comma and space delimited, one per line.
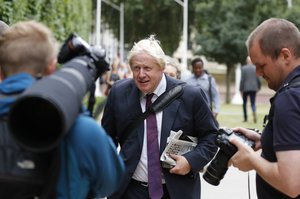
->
0, 0, 92, 43
100, 0, 201, 55
1, 0, 300, 104
192, 0, 299, 103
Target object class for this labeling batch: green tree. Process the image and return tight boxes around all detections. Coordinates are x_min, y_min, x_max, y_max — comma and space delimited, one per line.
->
100, 0, 202, 55
192, 0, 290, 103
0, 0, 92, 43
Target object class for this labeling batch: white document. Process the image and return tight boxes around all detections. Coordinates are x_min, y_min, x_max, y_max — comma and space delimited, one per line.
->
160, 130, 198, 168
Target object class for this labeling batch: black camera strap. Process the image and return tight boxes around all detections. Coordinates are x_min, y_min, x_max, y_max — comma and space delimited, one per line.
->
87, 83, 96, 117
119, 83, 185, 145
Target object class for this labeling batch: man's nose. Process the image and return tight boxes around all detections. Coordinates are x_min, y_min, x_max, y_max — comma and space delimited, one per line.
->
138, 68, 147, 77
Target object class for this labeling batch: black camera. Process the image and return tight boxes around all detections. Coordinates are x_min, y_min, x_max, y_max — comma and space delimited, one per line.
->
203, 127, 255, 186
58, 33, 109, 75
8, 33, 109, 152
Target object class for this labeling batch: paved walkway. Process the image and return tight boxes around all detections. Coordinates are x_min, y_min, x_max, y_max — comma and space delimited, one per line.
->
201, 168, 257, 199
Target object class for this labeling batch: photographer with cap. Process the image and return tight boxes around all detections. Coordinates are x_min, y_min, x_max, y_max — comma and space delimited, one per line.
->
0, 20, 125, 199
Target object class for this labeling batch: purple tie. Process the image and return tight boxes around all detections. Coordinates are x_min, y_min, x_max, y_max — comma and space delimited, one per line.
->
146, 93, 163, 199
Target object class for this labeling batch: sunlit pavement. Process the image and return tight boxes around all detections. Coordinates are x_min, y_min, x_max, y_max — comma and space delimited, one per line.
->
200, 167, 257, 199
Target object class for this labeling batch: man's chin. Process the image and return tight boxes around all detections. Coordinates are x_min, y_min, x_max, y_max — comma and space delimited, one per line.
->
137, 85, 149, 93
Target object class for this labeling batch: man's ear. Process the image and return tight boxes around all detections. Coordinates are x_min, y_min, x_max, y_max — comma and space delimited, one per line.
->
44, 58, 57, 75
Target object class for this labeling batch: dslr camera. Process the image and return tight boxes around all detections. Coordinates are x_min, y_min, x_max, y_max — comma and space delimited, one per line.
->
58, 33, 109, 75
203, 127, 255, 186
8, 33, 109, 152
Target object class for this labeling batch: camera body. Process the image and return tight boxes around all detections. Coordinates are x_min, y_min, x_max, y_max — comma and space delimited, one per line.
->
58, 33, 109, 76
203, 127, 255, 186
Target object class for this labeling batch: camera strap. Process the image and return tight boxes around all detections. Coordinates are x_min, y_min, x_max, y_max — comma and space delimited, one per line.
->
248, 172, 252, 199
118, 83, 185, 146
87, 82, 96, 117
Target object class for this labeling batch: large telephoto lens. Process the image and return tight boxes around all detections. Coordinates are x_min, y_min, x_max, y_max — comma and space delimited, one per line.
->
203, 150, 230, 186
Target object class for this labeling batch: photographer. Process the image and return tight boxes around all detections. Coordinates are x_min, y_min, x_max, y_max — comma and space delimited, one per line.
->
0, 20, 124, 199
229, 18, 300, 199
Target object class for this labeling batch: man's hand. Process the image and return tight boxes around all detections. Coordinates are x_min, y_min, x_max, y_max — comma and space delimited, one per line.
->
232, 127, 262, 151
229, 136, 257, 171
169, 154, 191, 175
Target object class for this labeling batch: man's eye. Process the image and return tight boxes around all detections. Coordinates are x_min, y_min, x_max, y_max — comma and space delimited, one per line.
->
133, 67, 140, 72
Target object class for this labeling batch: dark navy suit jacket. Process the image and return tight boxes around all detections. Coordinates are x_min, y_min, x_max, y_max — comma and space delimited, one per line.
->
102, 75, 218, 199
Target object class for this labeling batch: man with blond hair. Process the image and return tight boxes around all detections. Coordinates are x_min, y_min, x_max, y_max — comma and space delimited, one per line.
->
102, 35, 218, 199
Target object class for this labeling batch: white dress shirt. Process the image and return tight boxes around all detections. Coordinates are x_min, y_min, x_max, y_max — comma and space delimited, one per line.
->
132, 74, 167, 183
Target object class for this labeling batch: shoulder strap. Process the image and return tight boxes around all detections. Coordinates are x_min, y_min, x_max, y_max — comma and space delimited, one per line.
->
119, 84, 185, 145
39, 148, 60, 199
208, 75, 213, 111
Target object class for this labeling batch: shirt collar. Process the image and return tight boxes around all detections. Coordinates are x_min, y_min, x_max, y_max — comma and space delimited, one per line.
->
281, 65, 300, 87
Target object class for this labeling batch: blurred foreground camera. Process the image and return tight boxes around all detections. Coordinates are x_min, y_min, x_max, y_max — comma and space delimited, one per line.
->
203, 127, 255, 186
58, 33, 109, 76
8, 33, 109, 152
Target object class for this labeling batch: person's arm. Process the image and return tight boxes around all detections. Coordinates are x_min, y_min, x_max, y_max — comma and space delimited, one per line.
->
239, 68, 244, 92
170, 86, 218, 175
101, 86, 119, 146
105, 71, 113, 86
230, 138, 300, 198
211, 77, 221, 115
72, 116, 125, 198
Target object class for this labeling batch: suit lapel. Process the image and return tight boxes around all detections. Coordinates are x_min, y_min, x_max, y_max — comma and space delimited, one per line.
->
159, 77, 182, 154
160, 99, 180, 154
125, 82, 144, 148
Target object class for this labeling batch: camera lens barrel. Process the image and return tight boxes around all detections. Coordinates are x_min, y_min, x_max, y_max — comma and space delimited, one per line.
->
203, 150, 230, 186
8, 58, 95, 152
203, 128, 256, 186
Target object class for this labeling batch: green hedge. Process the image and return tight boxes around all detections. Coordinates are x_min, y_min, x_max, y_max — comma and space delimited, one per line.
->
0, 0, 93, 43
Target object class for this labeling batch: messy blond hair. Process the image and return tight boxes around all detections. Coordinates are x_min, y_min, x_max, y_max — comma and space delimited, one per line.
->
127, 35, 166, 70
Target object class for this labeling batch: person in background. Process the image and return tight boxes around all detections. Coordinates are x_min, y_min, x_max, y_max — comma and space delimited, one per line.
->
164, 55, 181, 79
186, 57, 221, 119
102, 35, 218, 199
118, 61, 133, 79
0, 20, 125, 199
104, 57, 121, 96
240, 56, 261, 123
229, 18, 300, 199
